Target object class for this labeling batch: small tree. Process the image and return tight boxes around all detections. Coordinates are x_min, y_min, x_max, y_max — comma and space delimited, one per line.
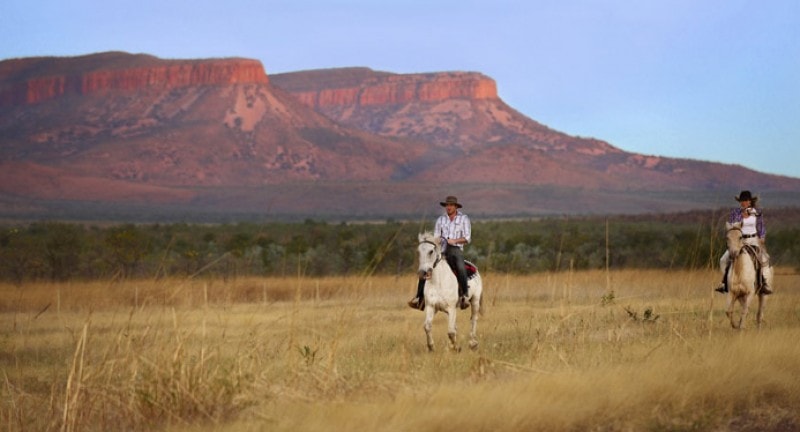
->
40, 223, 84, 282
105, 224, 151, 279
0, 227, 43, 285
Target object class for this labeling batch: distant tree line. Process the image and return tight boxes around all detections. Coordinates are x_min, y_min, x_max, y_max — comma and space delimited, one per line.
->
2, 208, 799, 285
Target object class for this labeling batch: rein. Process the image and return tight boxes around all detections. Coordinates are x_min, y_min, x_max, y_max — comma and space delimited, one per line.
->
420, 239, 443, 268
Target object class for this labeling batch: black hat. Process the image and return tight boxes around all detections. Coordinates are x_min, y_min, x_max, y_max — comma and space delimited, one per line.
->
439, 196, 462, 208
735, 190, 758, 203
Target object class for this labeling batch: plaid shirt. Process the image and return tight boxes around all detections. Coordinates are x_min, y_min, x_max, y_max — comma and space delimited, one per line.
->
728, 207, 766, 239
434, 211, 471, 250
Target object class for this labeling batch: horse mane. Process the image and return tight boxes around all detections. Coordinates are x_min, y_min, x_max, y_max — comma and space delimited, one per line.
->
725, 221, 742, 231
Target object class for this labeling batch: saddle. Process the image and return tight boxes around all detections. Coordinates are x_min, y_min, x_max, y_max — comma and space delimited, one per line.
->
465, 260, 478, 279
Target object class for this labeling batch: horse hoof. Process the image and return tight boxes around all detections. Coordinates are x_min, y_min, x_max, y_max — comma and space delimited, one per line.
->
469, 341, 479, 351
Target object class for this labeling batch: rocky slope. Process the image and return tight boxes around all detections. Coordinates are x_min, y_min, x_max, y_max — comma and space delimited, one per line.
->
271, 68, 795, 192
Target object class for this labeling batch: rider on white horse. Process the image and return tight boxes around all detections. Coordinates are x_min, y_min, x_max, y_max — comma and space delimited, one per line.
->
409, 195, 472, 310
715, 190, 773, 295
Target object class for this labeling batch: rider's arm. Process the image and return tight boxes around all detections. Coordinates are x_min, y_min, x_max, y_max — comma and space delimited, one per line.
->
728, 207, 743, 224
461, 214, 471, 245
434, 215, 445, 239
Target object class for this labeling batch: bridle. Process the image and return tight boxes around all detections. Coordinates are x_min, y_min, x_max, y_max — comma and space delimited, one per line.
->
419, 239, 443, 269
726, 225, 743, 254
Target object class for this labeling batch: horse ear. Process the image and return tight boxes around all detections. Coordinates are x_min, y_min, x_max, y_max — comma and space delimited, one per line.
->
418, 233, 425, 242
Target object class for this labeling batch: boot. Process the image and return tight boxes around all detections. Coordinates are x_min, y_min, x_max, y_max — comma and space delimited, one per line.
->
456, 272, 470, 309
759, 272, 773, 295
759, 264, 772, 295
715, 263, 730, 294
458, 286, 470, 310
408, 279, 426, 310
407, 297, 425, 310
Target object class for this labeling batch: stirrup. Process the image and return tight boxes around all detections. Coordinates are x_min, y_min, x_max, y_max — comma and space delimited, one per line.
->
408, 298, 425, 310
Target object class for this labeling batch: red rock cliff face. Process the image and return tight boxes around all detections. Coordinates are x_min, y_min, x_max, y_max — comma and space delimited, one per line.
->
274, 70, 498, 108
0, 53, 268, 106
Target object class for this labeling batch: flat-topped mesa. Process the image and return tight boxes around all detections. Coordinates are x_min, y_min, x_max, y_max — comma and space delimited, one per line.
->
272, 69, 498, 108
0, 52, 268, 106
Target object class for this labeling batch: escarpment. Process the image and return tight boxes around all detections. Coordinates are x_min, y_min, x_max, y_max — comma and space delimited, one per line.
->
270, 68, 498, 108
0, 52, 268, 106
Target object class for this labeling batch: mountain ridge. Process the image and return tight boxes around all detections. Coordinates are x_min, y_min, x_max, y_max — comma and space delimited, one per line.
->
1, 52, 798, 222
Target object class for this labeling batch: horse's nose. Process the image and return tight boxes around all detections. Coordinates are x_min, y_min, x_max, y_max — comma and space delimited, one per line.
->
417, 269, 431, 280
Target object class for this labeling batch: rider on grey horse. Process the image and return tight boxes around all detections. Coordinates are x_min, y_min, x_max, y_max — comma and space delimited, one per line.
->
409, 195, 472, 310
715, 190, 773, 295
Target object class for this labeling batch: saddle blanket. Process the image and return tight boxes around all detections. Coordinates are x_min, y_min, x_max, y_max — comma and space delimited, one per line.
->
465, 260, 478, 279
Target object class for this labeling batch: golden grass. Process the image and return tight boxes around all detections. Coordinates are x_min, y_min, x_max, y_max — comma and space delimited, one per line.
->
1, 269, 799, 431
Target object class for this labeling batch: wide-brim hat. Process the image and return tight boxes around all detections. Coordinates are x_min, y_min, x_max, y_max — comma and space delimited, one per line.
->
735, 190, 758, 203
439, 195, 463, 208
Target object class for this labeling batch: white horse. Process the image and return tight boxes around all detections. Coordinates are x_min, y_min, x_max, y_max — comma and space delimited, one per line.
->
724, 222, 765, 329
416, 231, 483, 351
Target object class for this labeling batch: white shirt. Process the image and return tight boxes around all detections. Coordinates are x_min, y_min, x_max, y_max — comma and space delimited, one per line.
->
742, 214, 758, 236
434, 211, 471, 251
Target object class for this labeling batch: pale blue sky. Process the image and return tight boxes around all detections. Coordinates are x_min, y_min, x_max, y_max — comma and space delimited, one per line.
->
2, 0, 798, 178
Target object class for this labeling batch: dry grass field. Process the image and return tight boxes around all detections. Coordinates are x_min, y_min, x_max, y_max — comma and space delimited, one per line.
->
1, 268, 799, 431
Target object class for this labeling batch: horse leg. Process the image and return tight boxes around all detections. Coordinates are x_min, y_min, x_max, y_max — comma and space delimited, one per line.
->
756, 294, 765, 329
424, 308, 435, 352
446, 307, 460, 352
726, 292, 737, 329
468, 294, 480, 351
739, 294, 753, 330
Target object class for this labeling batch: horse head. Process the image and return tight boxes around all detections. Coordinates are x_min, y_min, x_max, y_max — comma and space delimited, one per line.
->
725, 221, 744, 257
417, 232, 442, 280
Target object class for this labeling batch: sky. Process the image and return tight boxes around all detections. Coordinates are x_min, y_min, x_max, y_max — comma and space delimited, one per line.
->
2, 0, 799, 178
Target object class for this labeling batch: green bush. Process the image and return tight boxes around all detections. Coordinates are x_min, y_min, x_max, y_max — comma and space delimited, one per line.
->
2, 208, 799, 283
